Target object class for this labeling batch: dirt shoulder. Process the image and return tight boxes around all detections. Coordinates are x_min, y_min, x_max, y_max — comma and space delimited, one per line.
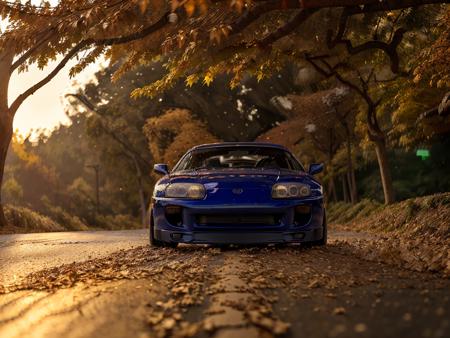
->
329, 193, 450, 277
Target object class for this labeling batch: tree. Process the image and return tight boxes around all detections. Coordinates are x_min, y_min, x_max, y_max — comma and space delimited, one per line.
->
0, 0, 203, 226
4, 115, 101, 223
259, 87, 359, 203
65, 92, 153, 227
66, 63, 288, 225
1, 0, 448, 226
2, 177, 23, 204
122, 0, 447, 204
143, 108, 219, 167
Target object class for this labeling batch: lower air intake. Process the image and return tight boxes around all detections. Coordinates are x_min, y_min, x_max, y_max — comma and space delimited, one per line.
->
196, 214, 280, 226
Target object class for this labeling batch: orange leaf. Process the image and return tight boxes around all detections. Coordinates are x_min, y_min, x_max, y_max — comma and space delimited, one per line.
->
171, 0, 179, 12
184, 0, 196, 17
139, 0, 149, 13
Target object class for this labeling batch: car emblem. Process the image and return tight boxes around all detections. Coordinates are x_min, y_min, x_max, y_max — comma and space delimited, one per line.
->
232, 188, 244, 195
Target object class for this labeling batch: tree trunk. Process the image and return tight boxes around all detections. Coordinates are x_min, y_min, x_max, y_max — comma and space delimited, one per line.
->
327, 176, 338, 203
362, 91, 395, 205
0, 113, 13, 228
366, 102, 395, 205
339, 118, 358, 204
342, 174, 349, 203
374, 138, 395, 204
138, 184, 148, 228
350, 164, 358, 202
130, 153, 149, 228
0, 49, 14, 228
345, 137, 358, 204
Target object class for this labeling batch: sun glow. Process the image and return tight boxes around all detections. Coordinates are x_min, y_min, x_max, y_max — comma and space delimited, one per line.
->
2, 1, 101, 139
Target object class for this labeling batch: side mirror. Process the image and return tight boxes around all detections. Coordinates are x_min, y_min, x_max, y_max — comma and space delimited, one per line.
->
154, 163, 169, 176
308, 163, 324, 176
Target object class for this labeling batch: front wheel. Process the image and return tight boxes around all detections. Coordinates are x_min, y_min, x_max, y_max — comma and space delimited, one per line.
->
304, 214, 327, 247
149, 213, 178, 248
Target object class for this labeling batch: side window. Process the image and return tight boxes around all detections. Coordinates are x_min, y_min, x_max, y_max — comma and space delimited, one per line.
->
286, 152, 304, 171
175, 152, 192, 171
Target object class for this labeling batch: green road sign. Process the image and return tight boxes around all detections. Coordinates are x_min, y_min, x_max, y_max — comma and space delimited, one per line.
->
416, 149, 430, 160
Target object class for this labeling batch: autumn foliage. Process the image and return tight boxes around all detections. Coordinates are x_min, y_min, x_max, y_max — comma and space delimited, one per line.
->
143, 108, 219, 167
1, 0, 450, 227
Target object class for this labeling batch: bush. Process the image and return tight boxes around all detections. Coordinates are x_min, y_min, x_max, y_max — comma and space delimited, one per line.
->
3, 205, 65, 233
40, 195, 89, 231
2, 203, 141, 234
327, 199, 382, 224
44, 205, 89, 231
3, 178, 24, 204
330, 193, 450, 276
94, 213, 141, 230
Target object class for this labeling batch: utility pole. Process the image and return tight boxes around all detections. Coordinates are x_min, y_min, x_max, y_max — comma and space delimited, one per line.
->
86, 164, 100, 213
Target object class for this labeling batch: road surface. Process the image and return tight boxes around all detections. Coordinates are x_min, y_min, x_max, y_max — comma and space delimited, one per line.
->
0, 229, 148, 285
0, 229, 448, 338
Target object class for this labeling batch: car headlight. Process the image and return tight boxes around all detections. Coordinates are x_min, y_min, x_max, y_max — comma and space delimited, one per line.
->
165, 183, 205, 199
272, 183, 311, 199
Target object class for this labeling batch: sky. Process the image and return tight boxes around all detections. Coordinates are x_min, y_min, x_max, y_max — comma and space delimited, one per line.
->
2, 0, 100, 137
10, 60, 100, 137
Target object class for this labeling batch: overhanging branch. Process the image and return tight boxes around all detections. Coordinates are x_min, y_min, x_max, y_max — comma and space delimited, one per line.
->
8, 7, 180, 115
8, 0, 448, 115
65, 93, 152, 169
230, 0, 302, 35
327, 19, 407, 74
300, 0, 449, 11
309, 57, 384, 140
9, 40, 90, 115
256, 8, 318, 48
10, 28, 57, 74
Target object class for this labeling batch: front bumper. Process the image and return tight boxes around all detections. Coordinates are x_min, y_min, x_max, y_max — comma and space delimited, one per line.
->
151, 197, 324, 245
155, 227, 323, 244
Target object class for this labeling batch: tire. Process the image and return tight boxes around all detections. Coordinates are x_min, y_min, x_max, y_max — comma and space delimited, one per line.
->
149, 213, 178, 248
316, 214, 328, 246
304, 214, 327, 247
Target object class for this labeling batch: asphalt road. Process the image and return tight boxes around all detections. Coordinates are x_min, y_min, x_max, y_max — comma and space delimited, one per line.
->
0, 229, 148, 285
0, 229, 448, 338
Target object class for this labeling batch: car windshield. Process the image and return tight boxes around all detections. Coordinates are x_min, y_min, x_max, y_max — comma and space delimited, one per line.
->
173, 146, 304, 172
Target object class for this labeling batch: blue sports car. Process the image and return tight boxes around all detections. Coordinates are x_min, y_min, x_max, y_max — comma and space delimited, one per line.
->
149, 142, 326, 247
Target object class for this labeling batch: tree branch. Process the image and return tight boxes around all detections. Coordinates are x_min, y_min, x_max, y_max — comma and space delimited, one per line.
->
65, 93, 153, 168
8, 7, 182, 115
10, 28, 57, 74
8, 0, 447, 115
90, 10, 172, 46
256, 9, 318, 48
301, 0, 449, 11
9, 40, 90, 115
304, 55, 383, 138
230, 0, 301, 35
328, 22, 407, 74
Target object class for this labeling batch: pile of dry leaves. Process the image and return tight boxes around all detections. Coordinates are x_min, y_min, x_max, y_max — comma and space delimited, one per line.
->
331, 193, 450, 277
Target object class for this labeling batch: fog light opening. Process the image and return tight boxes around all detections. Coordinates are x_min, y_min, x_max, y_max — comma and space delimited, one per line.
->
295, 205, 311, 214
165, 205, 182, 214
165, 205, 183, 226
293, 233, 305, 239
294, 205, 311, 226
171, 233, 183, 240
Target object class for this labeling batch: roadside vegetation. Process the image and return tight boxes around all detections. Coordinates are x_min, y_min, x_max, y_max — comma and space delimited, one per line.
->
1, 204, 141, 234
329, 193, 450, 276
1, 204, 66, 234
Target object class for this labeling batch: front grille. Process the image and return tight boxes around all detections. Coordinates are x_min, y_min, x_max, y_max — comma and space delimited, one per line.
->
196, 214, 281, 226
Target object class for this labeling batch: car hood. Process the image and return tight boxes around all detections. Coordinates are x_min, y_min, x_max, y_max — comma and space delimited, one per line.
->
155, 169, 321, 202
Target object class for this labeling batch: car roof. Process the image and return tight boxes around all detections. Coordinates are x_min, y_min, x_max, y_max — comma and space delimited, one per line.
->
188, 142, 289, 152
